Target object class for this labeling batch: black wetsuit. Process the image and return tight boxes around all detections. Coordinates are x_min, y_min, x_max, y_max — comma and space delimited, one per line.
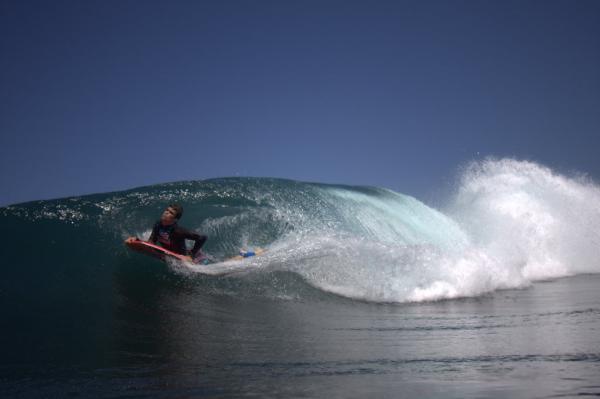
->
148, 221, 207, 256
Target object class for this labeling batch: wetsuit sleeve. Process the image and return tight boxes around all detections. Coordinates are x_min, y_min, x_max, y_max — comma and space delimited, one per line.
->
176, 226, 207, 256
148, 222, 159, 243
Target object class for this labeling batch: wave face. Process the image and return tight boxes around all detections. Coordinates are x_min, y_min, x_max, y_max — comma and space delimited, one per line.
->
2, 159, 600, 307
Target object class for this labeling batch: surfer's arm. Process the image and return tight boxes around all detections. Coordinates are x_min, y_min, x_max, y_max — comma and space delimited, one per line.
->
177, 227, 207, 256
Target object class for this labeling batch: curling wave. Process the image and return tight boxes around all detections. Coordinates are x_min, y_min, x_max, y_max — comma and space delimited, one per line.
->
2, 158, 599, 303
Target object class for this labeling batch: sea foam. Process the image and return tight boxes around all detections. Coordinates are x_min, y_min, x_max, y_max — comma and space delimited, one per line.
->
273, 159, 600, 302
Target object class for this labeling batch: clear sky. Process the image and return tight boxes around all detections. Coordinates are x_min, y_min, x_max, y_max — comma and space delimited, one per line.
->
1, 0, 599, 206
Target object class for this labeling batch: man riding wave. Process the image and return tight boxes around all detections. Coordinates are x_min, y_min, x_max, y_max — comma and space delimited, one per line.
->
126, 203, 207, 263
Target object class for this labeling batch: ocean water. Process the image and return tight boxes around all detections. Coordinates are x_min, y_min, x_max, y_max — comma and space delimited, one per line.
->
1, 159, 599, 398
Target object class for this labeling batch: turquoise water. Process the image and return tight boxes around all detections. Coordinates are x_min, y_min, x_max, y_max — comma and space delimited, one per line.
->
2, 159, 599, 397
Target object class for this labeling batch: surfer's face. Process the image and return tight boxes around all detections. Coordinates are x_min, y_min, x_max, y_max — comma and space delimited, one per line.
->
160, 207, 178, 225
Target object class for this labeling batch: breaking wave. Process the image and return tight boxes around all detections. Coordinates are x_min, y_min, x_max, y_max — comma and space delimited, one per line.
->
2, 158, 599, 303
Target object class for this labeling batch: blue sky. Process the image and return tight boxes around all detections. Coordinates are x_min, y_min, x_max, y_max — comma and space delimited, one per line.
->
1, 0, 599, 206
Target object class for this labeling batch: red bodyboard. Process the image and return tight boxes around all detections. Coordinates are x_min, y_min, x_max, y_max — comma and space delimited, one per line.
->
125, 239, 189, 262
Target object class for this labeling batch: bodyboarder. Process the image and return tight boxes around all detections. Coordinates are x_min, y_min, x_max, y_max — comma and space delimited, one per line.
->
125, 204, 207, 263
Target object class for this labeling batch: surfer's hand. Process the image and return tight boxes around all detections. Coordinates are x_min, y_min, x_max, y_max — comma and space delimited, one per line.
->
184, 256, 193, 262
125, 237, 137, 244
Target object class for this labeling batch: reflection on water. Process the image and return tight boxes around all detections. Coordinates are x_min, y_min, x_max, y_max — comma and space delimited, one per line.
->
97, 267, 600, 398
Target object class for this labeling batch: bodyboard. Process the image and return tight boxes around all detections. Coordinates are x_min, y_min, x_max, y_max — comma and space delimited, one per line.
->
125, 239, 190, 263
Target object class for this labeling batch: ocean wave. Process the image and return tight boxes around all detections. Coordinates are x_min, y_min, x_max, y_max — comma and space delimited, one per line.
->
3, 159, 599, 303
